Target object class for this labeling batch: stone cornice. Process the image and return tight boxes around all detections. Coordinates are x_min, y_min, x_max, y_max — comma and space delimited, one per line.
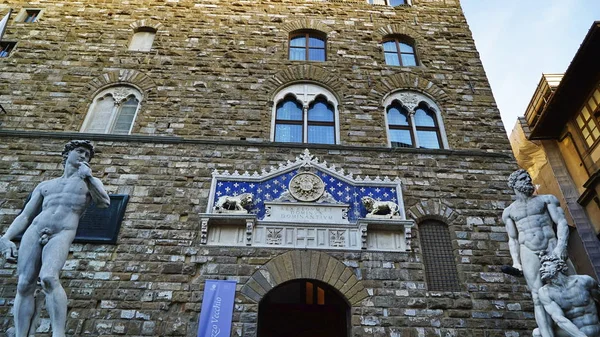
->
0, 129, 512, 158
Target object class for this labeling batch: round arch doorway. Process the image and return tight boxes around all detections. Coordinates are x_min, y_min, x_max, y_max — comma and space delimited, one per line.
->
257, 279, 350, 337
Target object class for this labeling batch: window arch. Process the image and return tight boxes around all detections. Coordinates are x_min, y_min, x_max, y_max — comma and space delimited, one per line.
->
383, 91, 448, 149
289, 30, 326, 62
418, 220, 460, 292
129, 27, 156, 52
81, 86, 142, 135
382, 36, 417, 66
368, 0, 410, 6
271, 83, 339, 144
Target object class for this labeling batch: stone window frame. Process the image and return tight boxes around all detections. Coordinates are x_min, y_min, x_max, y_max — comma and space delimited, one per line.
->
14, 8, 44, 23
382, 35, 418, 67
288, 29, 327, 62
80, 85, 143, 135
383, 91, 449, 149
0, 41, 17, 58
270, 83, 340, 145
128, 26, 157, 52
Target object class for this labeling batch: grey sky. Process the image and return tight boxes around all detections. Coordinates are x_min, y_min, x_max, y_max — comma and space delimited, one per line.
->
461, 0, 600, 135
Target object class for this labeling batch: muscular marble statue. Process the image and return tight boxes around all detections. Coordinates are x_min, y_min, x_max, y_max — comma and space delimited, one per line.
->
502, 169, 570, 337
538, 254, 600, 337
0, 140, 110, 337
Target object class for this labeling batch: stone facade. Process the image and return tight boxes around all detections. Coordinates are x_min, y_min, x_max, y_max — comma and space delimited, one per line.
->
0, 0, 531, 336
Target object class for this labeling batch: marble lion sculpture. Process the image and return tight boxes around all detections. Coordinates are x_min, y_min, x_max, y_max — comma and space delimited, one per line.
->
214, 193, 253, 213
361, 196, 400, 217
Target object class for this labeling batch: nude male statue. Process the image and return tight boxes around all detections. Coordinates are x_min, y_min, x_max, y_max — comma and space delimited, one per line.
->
538, 254, 600, 337
502, 169, 570, 337
0, 140, 110, 337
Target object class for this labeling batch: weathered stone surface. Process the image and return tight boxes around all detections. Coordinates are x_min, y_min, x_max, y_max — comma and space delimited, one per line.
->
0, 0, 533, 335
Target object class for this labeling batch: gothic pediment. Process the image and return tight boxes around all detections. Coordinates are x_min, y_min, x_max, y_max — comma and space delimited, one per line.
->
207, 149, 405, 222
202, 150, 412, 251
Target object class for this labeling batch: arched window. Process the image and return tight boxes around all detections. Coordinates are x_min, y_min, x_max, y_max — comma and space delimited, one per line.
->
383, 36, 417, 66
129, 27, 156, 52
307, 97, 335, 144
419, 220, 460, 292
387, 104, 414, 147
289, 30, 326, 62
275, 95, 304, 143
414, 105, 443, 149
272, 83, 339, 144
368, 0, 410, 6
384, 91, 448, 149
81, 86, 142, 135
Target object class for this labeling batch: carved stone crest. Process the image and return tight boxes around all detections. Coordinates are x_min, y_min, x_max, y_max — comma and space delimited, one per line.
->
289, 172, 325, 202
395, 92, 421, 112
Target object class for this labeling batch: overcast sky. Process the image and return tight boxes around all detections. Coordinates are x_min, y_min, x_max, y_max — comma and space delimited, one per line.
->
461, 0, 600, 135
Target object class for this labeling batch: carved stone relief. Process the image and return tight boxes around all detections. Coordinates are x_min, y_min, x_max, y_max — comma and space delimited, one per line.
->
289, 172, 325, 202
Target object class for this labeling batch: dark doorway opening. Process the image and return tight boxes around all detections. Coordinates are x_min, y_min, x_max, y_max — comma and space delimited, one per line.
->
258, 279, 349, 337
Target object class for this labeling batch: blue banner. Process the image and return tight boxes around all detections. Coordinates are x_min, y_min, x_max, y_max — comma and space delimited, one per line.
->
198, 279, 237, 337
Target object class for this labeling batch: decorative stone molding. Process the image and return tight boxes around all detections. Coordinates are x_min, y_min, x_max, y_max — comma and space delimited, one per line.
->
86, 70, 157, 99
264, 65, 345, 102
129, 19, 163, 32
240, 251, 369, 305
370, 73, 451, 104
199, 214, 257, 246
407, 199, 460, 224
281, 19, 333, 34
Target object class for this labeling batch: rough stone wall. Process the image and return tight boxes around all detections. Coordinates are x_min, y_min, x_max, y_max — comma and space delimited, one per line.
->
0, 0, 508, 151
0, 0, 531, 336
0, 137, 529, 336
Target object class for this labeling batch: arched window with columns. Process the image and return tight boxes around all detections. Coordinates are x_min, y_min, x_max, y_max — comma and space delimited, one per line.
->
271, 83, 339, 145
383, 91, 448, 149
81, 86, 143, 135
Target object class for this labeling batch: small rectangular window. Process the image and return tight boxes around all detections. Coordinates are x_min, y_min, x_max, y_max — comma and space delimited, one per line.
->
23, 9, 41, 23
0, 42, 16, 58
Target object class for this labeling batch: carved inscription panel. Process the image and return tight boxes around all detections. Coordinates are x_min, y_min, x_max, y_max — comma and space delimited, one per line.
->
263, 202, 349, 224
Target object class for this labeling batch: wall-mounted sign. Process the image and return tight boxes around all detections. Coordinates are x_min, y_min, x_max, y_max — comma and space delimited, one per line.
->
198, 280, 237, 337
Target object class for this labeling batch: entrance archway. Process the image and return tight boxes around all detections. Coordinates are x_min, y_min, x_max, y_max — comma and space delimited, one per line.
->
258, 279, 349, 337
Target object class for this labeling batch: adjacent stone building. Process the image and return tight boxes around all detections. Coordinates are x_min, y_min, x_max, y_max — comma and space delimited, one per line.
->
0, 1, 531, 336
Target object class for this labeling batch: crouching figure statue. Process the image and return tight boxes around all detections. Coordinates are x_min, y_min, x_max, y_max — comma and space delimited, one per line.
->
537, 254, 600, 337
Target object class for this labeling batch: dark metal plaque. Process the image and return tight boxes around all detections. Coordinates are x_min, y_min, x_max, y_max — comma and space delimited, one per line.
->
75, 194, 129, 244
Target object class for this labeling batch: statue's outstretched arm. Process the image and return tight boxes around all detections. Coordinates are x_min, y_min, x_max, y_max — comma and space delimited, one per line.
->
502, 208, 521, 270
546, 195, 569, 260
539, 288, 587, 337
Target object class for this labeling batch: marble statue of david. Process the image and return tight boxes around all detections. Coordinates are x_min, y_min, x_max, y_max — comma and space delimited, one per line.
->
0, 140, 110, 337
